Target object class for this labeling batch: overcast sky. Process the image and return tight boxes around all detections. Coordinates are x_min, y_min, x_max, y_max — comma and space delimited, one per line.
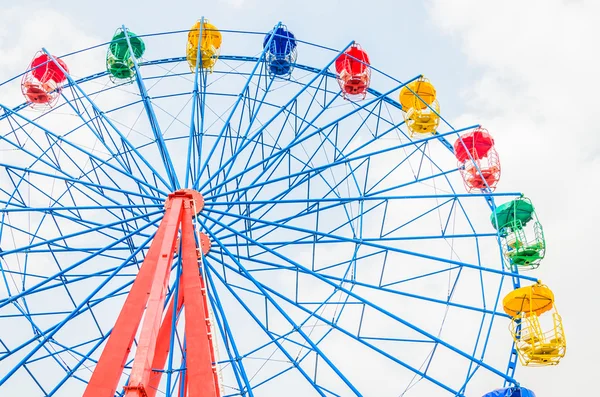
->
0, 0, 598, 396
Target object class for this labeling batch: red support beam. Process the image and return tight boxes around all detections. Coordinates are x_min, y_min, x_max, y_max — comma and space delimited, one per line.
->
181, 205, 221, 397
83, 203, 178, 397
124, 198, 183, 397
147, 287, 184, 397
198, 233, 219, 391
83, 190, 219, 397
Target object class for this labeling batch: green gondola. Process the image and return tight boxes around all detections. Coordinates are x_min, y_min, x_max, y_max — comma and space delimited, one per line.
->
491, 196, 546, 270
106, 29, 145, 82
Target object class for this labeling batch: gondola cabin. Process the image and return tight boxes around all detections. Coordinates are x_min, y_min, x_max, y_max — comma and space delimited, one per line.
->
335, 43, 371, 100
187, 20, 222, 72
481, 387, 536, 397
454, 127, 501, 192
21, 53, 69, 109
491, 196, 545, 270
263, 26, 297, 78
399, 77, 440, 137
503, 283, 566, 366
106, 28, 146, 82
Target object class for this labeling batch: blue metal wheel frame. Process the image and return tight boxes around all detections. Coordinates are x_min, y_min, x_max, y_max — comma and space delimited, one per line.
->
0, 23, 533, 396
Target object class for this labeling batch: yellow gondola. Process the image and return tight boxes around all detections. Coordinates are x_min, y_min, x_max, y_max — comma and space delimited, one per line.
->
186, 20, 222, 72
503, 282, 566, 366
399, 77, 441, 137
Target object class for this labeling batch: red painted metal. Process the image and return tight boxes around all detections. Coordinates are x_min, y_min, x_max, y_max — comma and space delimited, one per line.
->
199, 232, 211, 256
198, 245, 220, 392
83, 189, 219, 397
83, 210, 174, 397
166, 188, 204, 216
146, 288, 184, 397
124, 198, 183, 397
181, 207, 220, 396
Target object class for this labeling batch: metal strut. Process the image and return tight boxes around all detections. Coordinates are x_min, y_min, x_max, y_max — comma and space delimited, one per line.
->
82, 189, 219, 397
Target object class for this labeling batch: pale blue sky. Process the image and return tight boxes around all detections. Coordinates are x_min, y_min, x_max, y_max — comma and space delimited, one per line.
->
0, 0, 598, 396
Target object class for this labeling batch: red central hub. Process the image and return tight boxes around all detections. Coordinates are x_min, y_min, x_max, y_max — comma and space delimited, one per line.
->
165, 188, 205, 216
83, 189, 219, 397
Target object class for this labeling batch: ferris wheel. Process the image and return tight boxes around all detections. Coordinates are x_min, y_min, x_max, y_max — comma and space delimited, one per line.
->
0, 20, 565, 397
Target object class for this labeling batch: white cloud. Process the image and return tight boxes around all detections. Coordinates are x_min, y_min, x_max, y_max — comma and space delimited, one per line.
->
428, 1, 600, 395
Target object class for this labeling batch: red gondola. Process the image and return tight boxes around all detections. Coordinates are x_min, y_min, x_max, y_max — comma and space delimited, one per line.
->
454, 127, 501, 192
335, 43, 370, 101
21, 53, 69, 109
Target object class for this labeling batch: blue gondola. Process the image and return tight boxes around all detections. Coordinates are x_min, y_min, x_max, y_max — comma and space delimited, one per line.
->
263, 25, 297, 77
482, 387, 536, 397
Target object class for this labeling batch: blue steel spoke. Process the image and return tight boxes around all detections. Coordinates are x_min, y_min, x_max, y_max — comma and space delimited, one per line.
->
197, 41, 357, 193
0, 204, 162, 213
200, 207, 534, 283
207, 248, 370, 394
0, 162, 158, 204
211, 179, 439, 245
184, 18, 207, 188
0, 104, 168, 200
41, 49, 173, 192
201, 120, 416, 237
207, 248, 507, 319
0, 209, 161, 259
2, 265, 139, 364
0, 214, 159, 310
0, 225, 164, 388
0, 176, 155, 252
203, 74, 278, 200
203, 125, 467, 208
202, 193, 519, 242
197, 213, 521, 387
123, 26, 179, 190
55, 83, 155, 192
206, 252, 464, 397
204, 262, 256, 396
216, 116, 366, 237
44, 266, 182, 396
2, 256, 144, 305
199, 71, 277, 195
192, 23, 282, 191
202, 76, 421, 200
203, 257, 335, 397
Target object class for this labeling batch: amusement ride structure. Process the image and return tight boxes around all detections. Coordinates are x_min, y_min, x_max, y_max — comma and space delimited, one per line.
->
0, 20, 565, 396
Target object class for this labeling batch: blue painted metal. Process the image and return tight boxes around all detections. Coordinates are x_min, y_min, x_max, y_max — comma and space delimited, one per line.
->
41, 48, 174, 192
197, 210, 520, 387
483, 387, 536, 397
193, 22, 282, 190
184, 17, 206, 188
123, 25, 179, 190
0, 26, 529, 396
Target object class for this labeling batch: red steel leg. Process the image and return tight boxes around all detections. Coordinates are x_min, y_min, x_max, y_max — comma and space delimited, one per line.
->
83, 201, 180, 397
147, 287, 184, 397
200, 269, 220, 392
181, 204, 220, 396
124, 198, 183, 396
83, 190, 219, 397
